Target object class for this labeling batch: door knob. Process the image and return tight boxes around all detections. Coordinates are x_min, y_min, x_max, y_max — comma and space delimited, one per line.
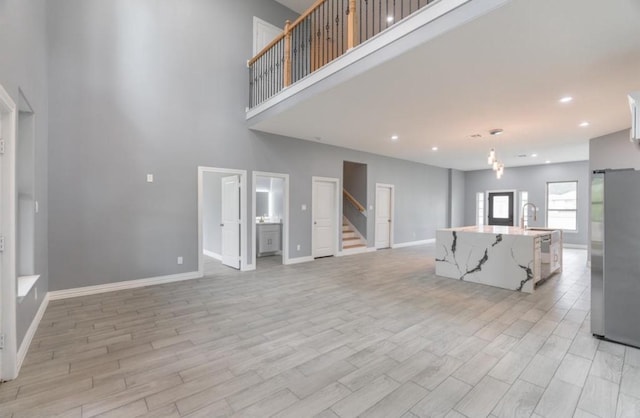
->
314, 221, 317, 225
220, 223, 224, 227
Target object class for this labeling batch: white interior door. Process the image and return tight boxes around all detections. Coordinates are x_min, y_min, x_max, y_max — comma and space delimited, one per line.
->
375, 185, 392, 249
313, 179, 337, 258
221, 175, 241, 269
253, 17, 282, 55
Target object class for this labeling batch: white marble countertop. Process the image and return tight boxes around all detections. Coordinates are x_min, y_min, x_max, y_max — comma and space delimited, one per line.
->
439, 225, 556, 237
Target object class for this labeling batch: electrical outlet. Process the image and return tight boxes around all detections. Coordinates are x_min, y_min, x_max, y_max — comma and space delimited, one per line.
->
177, 256, 183, 265
301, 204, 307, 211
147, 174, 154, 183
297, 244, 301, 251
412, 232, 416, 238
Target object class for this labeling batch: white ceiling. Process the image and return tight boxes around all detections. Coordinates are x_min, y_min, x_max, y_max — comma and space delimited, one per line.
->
259, 0, 640, 171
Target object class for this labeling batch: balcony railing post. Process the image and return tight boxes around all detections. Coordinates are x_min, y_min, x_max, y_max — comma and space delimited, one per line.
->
284, 20, 292, 87
347, 0, 358, 49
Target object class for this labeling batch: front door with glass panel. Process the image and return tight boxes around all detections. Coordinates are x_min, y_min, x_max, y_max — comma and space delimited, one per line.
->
488, 192, 514, 226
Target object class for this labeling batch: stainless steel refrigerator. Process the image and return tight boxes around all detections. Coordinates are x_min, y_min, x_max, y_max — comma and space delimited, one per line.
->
591, 169, 640, 348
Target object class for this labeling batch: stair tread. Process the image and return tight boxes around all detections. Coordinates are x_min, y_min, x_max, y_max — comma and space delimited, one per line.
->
343, 243, 366, 249
342, 236, 361, 241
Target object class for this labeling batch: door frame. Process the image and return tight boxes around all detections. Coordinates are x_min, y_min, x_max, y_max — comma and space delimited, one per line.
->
486, 189, 517, 226
311, 176, 340, 258
251, 171, 290, 267
197, 166, 248, 274
0, 84, 18, 380
375, 183, 395, 249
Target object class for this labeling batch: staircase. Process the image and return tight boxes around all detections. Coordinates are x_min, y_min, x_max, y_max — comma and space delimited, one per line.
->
342, 217, 366, 251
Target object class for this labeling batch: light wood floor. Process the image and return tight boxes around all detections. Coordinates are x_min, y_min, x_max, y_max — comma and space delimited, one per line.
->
1, 245, 639, 417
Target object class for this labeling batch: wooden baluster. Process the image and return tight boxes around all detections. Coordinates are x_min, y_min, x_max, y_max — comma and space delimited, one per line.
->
284, 20, 292, 87
347, 0, 358, 49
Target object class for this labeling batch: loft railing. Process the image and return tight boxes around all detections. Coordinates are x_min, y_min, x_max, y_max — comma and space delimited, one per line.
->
248, 0, 439, 108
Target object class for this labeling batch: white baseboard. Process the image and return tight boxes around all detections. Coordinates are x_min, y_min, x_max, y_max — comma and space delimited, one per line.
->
563, 244, 588, 250
203, 250, 222, 260
17, 292, 49, 373
392, 238, 435, 249
284, 256, 314, 265
48, 271, 202, 301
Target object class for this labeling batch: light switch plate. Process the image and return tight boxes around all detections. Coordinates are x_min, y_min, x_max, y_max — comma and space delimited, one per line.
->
177, 256, 183, 265
147, 174, 154, 183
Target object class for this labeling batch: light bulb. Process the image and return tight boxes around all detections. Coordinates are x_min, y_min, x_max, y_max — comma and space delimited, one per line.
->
492, 160, 499, 171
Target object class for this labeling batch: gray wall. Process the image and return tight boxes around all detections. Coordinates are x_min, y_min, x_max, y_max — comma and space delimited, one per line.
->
464, 161, 590, 246
590, 129, 639, 171
47, 0, 450, 291
449, 169, 465, 228
0, 0, 49, 346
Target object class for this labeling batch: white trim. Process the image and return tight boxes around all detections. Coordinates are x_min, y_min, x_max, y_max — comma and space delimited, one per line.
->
251, 171, 290, 269
392, 238, 436, 249
563, 243, 588, 250
198, 166, 249, 274
16, 293, 49, 373
312, 176, 340, 258
375, 183, 395, 249
285, 256, 314, 265
48, 271, 202, 301
203, 250, 221, 261
0, 83, 17, 381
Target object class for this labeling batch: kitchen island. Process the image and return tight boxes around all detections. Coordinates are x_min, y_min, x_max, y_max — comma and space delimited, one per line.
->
435, 225, 562, 293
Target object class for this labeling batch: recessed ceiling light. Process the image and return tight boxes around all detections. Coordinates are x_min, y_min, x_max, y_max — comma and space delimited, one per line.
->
432, 146, 438, 151
545, 160, 551, 164
489, 129, 504, 136
387, 16, 394, 23
579, 121, 590, 127
559, 96, 573, 103
531, 153, 538, 157
391, 135, 399, 141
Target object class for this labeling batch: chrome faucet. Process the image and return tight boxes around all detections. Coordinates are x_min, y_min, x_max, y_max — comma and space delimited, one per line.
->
521, 203, 537, 229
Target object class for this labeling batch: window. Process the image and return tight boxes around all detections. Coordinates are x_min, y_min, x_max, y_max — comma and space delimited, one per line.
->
476, 192, 484, 226
547, 181, 577, 231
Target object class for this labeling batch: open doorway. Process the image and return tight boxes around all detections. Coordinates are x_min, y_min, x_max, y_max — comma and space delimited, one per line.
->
198, 167, 248, 275
342, 161, 367, 253
251, 171, 289, 269
0, 84, 18, 380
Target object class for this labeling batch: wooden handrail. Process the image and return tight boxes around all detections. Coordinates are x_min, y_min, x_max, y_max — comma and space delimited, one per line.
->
248, 0, 329, 67
343, 189, 365, 213
248, 31, 287, 66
